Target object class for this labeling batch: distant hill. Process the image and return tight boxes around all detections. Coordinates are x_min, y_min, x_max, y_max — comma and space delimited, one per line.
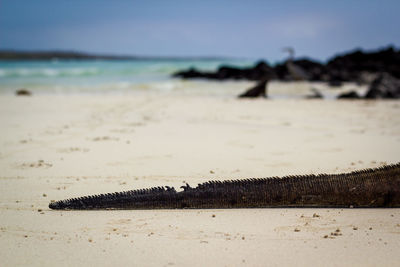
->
0, 50, 231, 61
0, 51, 130, 60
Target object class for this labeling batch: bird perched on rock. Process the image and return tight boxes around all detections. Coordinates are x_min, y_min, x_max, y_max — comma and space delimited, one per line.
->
282, 47, 310, 81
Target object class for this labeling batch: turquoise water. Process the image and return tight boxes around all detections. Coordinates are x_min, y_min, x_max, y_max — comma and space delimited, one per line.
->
0, 59, 254, 94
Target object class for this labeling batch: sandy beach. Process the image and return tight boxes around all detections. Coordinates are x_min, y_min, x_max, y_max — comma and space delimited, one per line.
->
1, 91, 400, 266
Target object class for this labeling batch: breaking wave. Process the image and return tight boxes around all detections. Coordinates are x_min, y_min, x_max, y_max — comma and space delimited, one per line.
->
0, 67, 100, 78
0, 58, 256, 95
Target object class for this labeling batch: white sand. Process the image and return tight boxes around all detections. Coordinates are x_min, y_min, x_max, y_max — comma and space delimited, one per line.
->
0, 92, 400, 266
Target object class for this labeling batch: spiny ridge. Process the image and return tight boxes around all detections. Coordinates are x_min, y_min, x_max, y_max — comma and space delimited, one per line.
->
49, 163, 400, 210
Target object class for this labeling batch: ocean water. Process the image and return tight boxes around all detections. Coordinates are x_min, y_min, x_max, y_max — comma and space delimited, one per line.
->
0, 59, 255, 95
0, 59, 364, 99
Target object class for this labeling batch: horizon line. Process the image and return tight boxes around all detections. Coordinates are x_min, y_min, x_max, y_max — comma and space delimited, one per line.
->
0, 49, 247, 61
0, 45, 398, 63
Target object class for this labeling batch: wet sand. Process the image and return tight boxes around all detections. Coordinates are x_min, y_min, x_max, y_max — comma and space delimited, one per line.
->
0, 93, 399, 266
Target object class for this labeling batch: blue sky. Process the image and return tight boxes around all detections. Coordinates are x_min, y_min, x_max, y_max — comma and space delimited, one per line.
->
0, 0, 399, 62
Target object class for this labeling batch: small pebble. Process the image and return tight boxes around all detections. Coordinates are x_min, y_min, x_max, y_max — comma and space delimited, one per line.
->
210, 170, 215, 174
37, 209, 42, 212
42, 194, 47, 197
353, 227, 358, 230
212, 214, 216, 218
294, 228, 300, 232
313, 213, 320, 218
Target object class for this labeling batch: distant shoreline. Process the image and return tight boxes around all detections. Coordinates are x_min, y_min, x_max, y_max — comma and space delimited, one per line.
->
0, 50, 236, 61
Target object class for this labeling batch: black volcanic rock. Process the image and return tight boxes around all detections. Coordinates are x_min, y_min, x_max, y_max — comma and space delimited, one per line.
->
173, 58, 326, 82
172, 46, 400, 86
365, 73, 400, 99
270, 58, 325, 81
328, 80, 343, 87
238, 80, 268, 98
291, 59, 327, 81
337, 91, 361, 99
173, 61, 276, 81
326, 46, 400, 82
246, 61, 277, 80
271, 62, 289, 80
215, 66, 246, 79
172, 68, 210, 79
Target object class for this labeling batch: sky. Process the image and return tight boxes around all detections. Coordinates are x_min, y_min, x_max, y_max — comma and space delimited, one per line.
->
0, 0, 399, 62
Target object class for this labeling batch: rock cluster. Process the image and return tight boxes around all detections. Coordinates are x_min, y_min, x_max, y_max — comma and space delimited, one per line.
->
173, 46, 400, 99
173, 46, 400, 85
338, 73, 400, 99
174, 61, 275, 81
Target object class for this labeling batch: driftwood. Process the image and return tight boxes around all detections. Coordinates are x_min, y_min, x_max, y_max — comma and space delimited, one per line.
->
49, 163, 400, 210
